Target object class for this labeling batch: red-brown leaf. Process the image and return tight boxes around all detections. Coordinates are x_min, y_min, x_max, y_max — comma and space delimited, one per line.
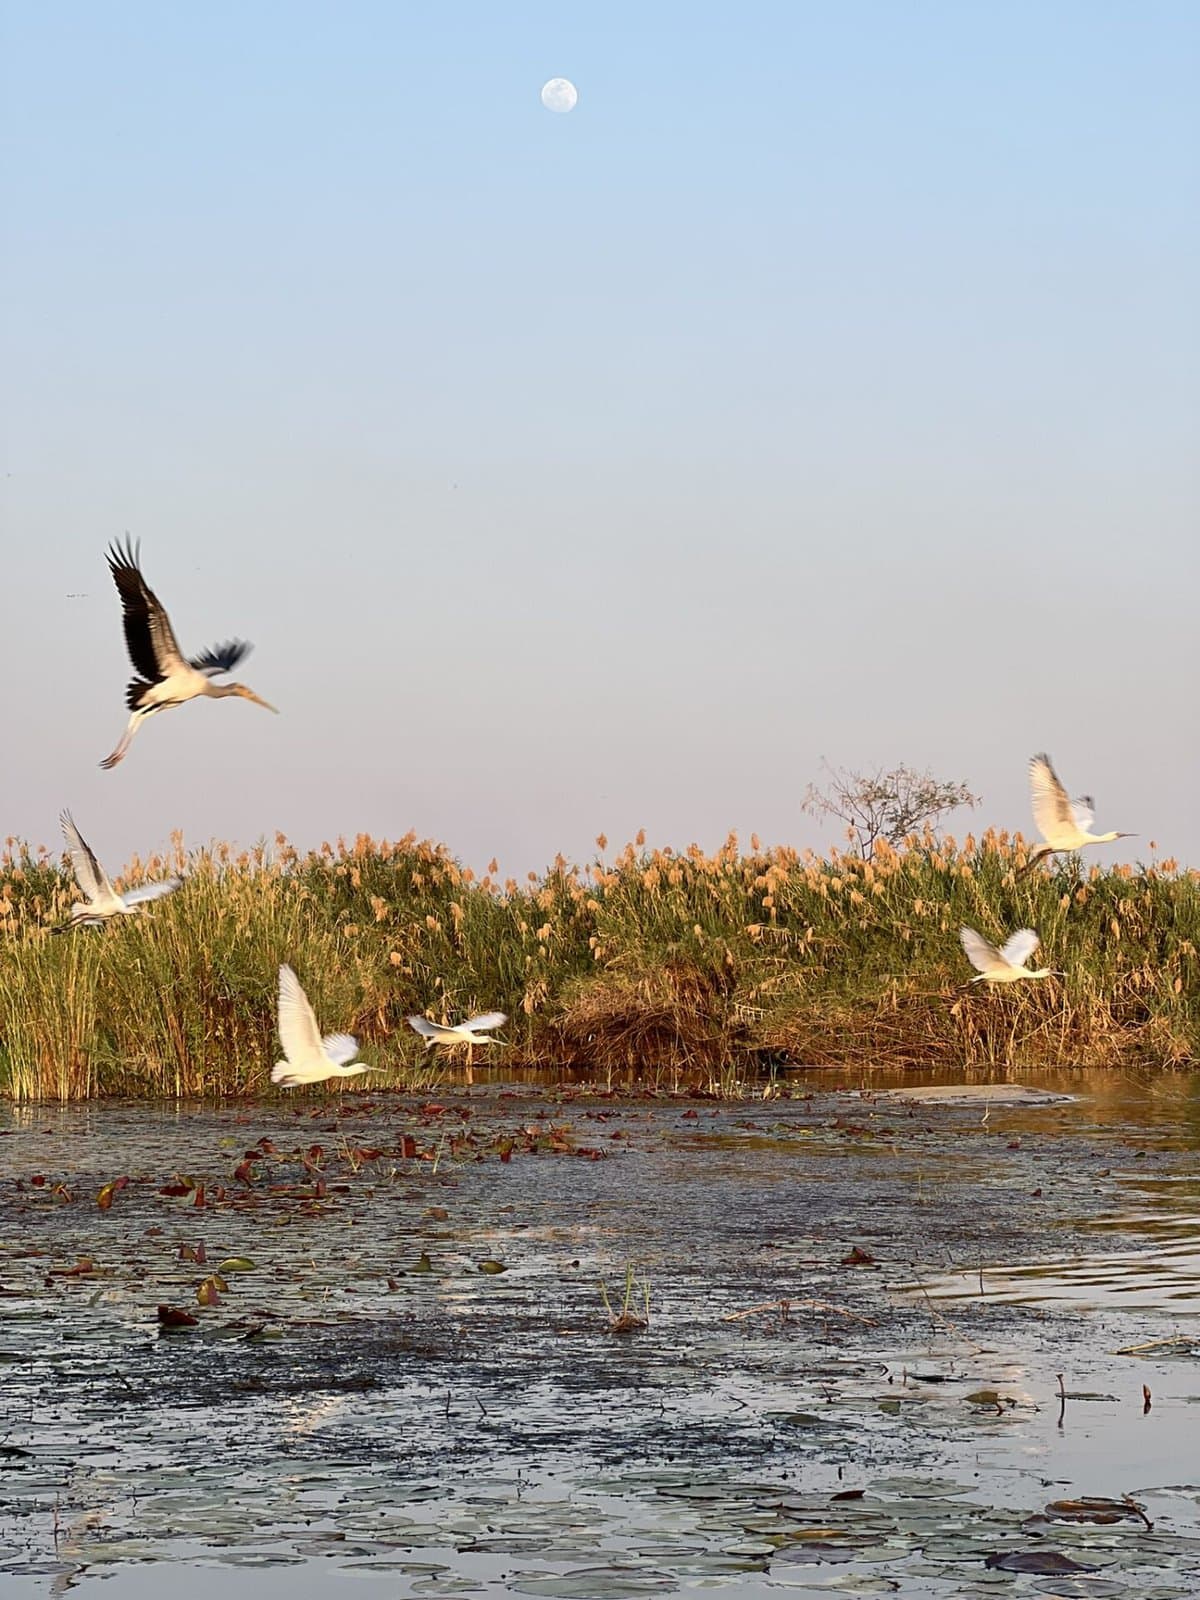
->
841, 1246, 875, 1267
157, 1304, 200, 1328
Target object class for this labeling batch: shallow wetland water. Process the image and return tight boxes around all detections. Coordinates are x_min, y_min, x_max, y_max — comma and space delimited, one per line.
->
3, 1067, 1200, 1596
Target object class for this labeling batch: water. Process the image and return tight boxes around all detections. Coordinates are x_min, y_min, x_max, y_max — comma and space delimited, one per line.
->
3, 1067, 1200, 1595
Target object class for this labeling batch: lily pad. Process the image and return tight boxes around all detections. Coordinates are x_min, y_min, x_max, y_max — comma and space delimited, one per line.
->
983, 1550, 1103, 1574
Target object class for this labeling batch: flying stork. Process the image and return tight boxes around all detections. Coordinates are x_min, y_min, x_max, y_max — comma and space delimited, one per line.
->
99, 538, 276, 769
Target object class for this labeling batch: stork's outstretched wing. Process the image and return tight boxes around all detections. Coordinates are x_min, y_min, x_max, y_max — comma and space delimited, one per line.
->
277, 964, 324, 1067
999, 929, 1039, 969
321, 1032, 359, 1065
959, 926, 1002, 975
1029, 754, 1075, 844
190, 639, 252, 677
106, 538, 187, 682
463, 1012, 507, 1033
59, 811, 113, 904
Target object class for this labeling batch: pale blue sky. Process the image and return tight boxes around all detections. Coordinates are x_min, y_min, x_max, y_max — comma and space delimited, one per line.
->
2, 2, 1197, 873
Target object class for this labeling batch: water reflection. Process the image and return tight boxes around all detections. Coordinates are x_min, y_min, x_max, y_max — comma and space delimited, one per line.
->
5, 1070, 1200, 1594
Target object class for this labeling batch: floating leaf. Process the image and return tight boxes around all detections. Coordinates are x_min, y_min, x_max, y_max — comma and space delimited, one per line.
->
96, 1176, 129, 1210
984, 1551, 1102, 1574
157, 1304, 199, 1330
217, 1257, 255, 1274
841, 1245, 875, 1266
424, 1207, 450, 1221
51, 1258, 95, 1278
478, 1259, 507, 1274
196, 1274, 228, 1306
413, 1252, 433, 1273
774, 1541, 856, 1564
1044, 1496, 1149, 1526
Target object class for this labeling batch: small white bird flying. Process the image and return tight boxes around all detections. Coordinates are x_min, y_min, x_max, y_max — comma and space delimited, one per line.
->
271, 964, 376, 1087
959, 926, 1058, 984
407, 1012, 508, 1051
100, 538, 276, 770
55, 810, 182, 931
1021, 752, 1134, 873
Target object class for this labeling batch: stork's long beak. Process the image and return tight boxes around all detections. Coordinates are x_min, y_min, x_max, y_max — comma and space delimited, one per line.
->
237, 686, 278, 712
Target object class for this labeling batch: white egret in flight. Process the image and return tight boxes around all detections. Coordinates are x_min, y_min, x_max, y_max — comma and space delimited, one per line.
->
100, 538, 276, 769
1021, 752, 1134, 873
408, 1013, 507, 1054
55, 810, 182, 931
959, 926, 1058, 985
271, 964, 377, 1088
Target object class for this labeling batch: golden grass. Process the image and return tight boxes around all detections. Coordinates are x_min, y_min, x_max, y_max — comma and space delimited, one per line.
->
1, 826, 1196, 1099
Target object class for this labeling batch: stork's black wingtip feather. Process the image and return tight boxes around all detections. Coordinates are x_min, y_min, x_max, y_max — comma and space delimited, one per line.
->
105, 535, 143, 575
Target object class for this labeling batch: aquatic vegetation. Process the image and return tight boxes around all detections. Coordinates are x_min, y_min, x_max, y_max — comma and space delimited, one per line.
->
600, 1262, 651, 1334
0, 826, 1196, 1098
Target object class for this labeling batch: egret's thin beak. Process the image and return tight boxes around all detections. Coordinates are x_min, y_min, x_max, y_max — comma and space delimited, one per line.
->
237, 686, 278, 712
1116, 832, 1138, 839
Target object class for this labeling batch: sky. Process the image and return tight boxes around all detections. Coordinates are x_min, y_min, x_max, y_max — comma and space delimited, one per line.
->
2, 1, 1197, 876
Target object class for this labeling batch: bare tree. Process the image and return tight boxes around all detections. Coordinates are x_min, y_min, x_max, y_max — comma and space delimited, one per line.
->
802, 762, 979, 860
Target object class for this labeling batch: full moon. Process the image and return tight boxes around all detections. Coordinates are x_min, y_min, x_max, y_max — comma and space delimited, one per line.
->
540, 77, 578, 113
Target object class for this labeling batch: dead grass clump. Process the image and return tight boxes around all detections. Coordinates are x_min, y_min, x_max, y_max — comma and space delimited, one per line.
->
553, 958, 740, 1076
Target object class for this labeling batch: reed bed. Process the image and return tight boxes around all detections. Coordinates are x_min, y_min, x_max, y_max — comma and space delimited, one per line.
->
1, 827, 1196, 1100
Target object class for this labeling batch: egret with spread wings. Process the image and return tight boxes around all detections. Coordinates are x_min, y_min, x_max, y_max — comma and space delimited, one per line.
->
271, 964, 378, 1088
959, 926, 1058, 985
100, 538, 276, 769
1021, 753, 1134, 873
55, 811, 182, 931
407, 1012, 507, 1055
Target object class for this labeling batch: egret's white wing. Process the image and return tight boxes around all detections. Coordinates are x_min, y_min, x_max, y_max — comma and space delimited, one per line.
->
1029, 754, 1074, 843
321, 1032, 359, 1065
121, 877, 183, 907
60, 811, 113, 904
462, 1012, 507, 1033
278, 964, 324, 1067
999, 928, 1039, 969
959, 926, 1002, 975
1069, 796, 1095, 834
407, 1015, 441, 1038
